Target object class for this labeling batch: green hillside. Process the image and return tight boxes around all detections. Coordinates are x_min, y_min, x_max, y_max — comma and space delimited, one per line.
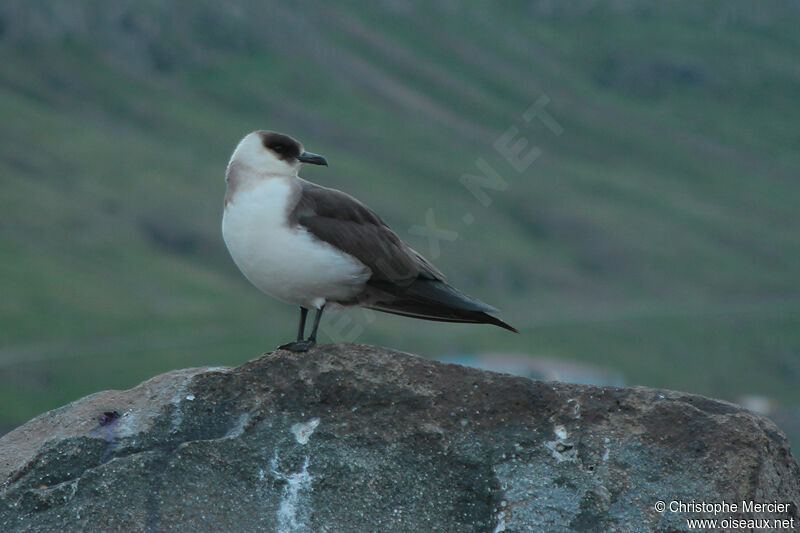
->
1, 1, 799, 434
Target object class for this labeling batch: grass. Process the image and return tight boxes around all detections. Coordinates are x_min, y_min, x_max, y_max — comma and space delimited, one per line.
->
0, 1, 798, 441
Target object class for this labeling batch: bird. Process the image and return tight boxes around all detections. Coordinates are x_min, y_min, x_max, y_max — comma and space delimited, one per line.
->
221, 130, 517, 352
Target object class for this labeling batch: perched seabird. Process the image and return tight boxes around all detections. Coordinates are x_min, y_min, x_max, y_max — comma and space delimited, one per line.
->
222, 130, 517, 351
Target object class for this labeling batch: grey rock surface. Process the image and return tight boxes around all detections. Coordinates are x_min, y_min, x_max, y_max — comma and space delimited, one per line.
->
1, 343, 798, 532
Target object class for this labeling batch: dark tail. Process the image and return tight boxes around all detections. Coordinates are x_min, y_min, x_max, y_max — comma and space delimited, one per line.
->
366, 279, 519, 333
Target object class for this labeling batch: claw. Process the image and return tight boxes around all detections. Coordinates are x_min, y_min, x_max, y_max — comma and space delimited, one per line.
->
277, 339, 316, 352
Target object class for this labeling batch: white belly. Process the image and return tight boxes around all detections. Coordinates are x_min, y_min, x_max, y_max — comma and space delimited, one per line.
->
222, 178, 370, 308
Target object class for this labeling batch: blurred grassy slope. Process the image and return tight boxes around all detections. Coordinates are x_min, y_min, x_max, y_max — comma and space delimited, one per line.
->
0, 1, 799, 429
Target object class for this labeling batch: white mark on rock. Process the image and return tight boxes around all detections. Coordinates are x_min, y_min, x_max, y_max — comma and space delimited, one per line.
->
493, 510, 507, 533
567, 398, 580, 418
168, 373, 203, 434
110, 411, 136, 438
545, 424, 578, 463
291, 418, 320, 445
203, 366, 230, 373
224, 413, 251, 438
278, 457, 312, 532
185, 394, 195, 401
270, 451, 313, 533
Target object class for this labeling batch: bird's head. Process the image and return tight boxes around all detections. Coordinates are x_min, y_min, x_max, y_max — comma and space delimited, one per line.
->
228, 130, 328, 177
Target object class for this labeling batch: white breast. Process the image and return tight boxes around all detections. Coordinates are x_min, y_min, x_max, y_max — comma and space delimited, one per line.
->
222, 178, 371, 309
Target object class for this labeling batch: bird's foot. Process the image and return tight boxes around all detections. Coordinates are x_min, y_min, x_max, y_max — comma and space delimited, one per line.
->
277, 339, 316, 352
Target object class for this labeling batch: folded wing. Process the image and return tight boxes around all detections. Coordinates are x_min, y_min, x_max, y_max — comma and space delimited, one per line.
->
292, 179, 517, 332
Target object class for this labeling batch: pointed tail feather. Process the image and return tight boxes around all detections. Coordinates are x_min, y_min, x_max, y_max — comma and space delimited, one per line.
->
366, 279, 518, 333
368, 304, 519, 333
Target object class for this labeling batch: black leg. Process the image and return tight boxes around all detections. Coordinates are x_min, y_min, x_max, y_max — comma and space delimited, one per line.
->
296, 307, 308, 342
278, 305, 324, 352
307, 305, 325, 343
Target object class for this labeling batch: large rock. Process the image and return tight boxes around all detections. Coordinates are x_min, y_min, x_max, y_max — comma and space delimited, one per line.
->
1, 343, 798, 532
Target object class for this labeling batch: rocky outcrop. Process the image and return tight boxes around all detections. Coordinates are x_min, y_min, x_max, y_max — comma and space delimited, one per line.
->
1, 343, 798, 532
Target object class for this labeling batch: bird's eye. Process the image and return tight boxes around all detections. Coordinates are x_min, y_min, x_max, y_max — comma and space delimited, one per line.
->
271, 144, 284, 153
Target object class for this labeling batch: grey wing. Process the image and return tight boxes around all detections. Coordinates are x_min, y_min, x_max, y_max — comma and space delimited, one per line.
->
292, 180, 443, 283
293, 180, 517, 332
